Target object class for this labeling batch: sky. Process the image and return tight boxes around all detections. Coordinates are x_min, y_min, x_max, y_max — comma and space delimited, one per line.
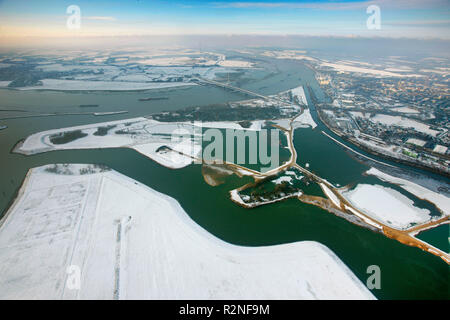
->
0, 0, 449, 43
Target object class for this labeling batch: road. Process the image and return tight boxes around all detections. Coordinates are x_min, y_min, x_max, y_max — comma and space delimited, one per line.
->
195, 77, 292, 105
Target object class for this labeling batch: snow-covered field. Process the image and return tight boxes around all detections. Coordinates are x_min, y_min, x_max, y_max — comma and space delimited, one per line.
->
290, 86, 308, 106
319, 61, 422, 78
16, 118, 202, 169
406, 138, 426, 147
142, 66, 239, 81
0, 164, 375, 300
273, 119, 291, 130
4, 50, 252, 91
218, 60, 254, 68
392, 107, 419, 114
292, 109, 317, 129
138, 56, 216, 66
433, 145, 448, 155
19, 79, 195, 91
369, 114, 441, 137
350, 111, 369, 119
15, 118, 273, 169
366, 168, 450, 215
36, 64, 112, 73
343, 184, 432, 229
262, 50, 318, 62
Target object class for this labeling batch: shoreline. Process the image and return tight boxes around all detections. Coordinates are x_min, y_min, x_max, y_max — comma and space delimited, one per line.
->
0, 169, 32, 229
315, 107, 450, 178
0, 164, 376, 300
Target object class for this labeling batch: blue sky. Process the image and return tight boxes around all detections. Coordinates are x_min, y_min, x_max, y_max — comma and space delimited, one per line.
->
0, 0, 449, 40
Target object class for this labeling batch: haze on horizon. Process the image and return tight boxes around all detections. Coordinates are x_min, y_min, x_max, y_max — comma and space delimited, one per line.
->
0, 0, 449, 47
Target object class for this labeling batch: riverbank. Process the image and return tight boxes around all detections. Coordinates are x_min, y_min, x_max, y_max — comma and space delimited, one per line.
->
0, 164, 375, 300
315, 106, 450, 178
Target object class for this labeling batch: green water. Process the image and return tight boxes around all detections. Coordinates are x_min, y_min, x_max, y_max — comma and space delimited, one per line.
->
0, 57, 448, 299
201, 126, 291, 173
416, 224, 449, 253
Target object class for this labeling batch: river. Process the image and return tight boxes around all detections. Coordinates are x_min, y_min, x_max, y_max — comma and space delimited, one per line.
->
0, 57, 448, 299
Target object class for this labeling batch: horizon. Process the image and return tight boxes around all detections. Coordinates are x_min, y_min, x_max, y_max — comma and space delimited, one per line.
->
0, 0, 449, 47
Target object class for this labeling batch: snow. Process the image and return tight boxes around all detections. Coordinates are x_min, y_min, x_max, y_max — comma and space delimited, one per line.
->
249, 120, 264, 131
272, 176, 293, 184
384, 67, 412, 72
18, 79, 195, 91
320, 62, 422, 78
133, 142, 199, 169
16, 118, 270, 169
393, 107, 419, 114
343, 205, 382, 229
262, 50, 318, 62
138, 56, 219, 67
0, 164, 375, 300
35, 64, 109, 73
320, 183, 341, 208
290, 86, 308, 106
366, 168, 450, 215
433, 145, 448, 155
143, 66, 235, 81
292, 109, 317, 129
16, 118, 201, 169
272, 119, 291, 130
113, 74, 152, 82
230, 189, 244, 204
285, 170, 303, 180
350, 111, 369, 119
218, 60, 253, 68
370, 114, 441, 137
406, 138, 426, 147
420, 69, 450, 76
343, 184, 432, 229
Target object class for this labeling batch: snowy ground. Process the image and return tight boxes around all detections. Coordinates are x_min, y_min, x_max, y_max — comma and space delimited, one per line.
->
369, 114, 441, 137
292, 109, 317, 129
320, 183, 341, 208
342, 184, 433, 229
4, 50, 252, 91
16, 118, 271, 169
366, 168, 450, 215
319, 61, 422, 78
19, 79, 195, 91
290, 86, 308, 106
0, 81, 11, 87
392, 107, 419, 114
16, 118, 202, 169
262, 50, 318, 62
0, 164, 375, 300
218, 60, 254, 68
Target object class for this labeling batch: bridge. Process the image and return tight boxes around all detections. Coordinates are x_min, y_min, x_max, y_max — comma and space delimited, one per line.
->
194, 77, 292, 105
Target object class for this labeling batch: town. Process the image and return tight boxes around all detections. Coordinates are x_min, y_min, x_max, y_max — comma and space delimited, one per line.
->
311, 60, 449, 176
